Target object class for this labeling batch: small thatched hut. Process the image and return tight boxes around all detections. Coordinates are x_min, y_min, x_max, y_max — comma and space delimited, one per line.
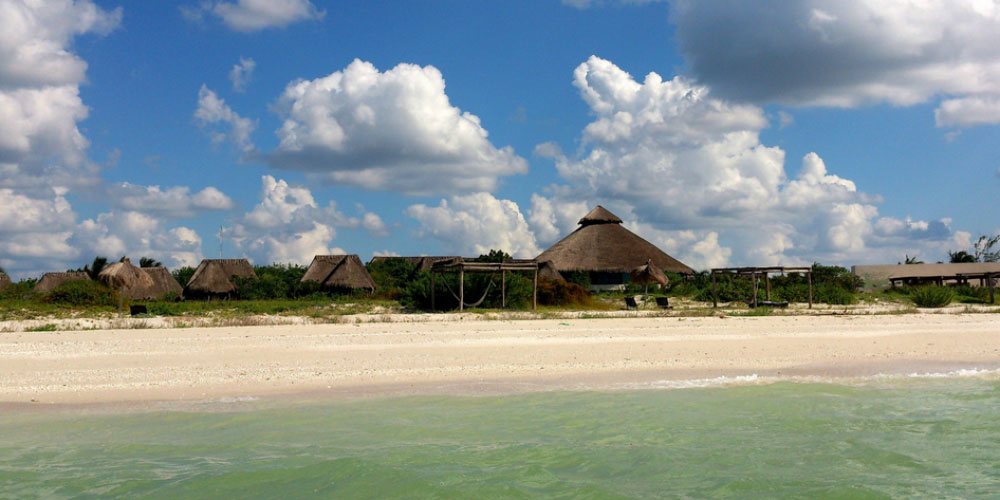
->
142, 267, 184, 299
98, 259, 183, 300
184, 259, 256, 298
535, 206, 694, 290
0, 273, 10, 292
368, 256, 460, 273
34, 271, 91, 293
302, 255, 376, 293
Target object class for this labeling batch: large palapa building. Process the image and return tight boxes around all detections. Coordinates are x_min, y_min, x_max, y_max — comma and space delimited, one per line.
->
536, 206, 694, 290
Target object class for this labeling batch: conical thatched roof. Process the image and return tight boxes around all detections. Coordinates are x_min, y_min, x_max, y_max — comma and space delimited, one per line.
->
630, 260, 669, 286
303, 255, 376, 292
537, 260, 562, 280
536, 206, 694, 274
98, 257, 154, 291
34, 271, 91, 293
579, 205, 623, 225
184, 259, 256, 296
368, 256, 460, 273
0, 273, 10, 292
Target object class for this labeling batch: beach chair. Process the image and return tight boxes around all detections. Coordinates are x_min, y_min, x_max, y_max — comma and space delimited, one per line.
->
655, 296, 671, 309
624, 296, 639, 310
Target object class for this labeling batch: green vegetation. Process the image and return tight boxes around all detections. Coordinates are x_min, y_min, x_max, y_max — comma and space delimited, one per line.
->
172, 266, 195, 288
25, 323, 58, 332
139, 257, 162, 268
660, 263, 863, 305
42, 279, 119, 307
909, 286, 956, 308
75, 256, 110, 280
232, 264, 329, 300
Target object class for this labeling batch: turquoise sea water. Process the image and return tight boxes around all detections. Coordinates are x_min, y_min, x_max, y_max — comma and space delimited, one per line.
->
2, 376, 999, 499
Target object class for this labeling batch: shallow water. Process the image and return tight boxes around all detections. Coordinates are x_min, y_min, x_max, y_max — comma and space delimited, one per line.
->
2, 376, 999, 499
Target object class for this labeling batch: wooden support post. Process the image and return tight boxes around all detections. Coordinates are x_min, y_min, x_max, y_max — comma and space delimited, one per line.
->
533, 267, 538, 310
711, 271, 718, 308
430, 271, 435, 311
990, 273, 996, 304
501, 270, 506, 309
807, 271, 813, 309
765, 273, 771, 301
752, 272, 759, 308
459, 266, 464, 312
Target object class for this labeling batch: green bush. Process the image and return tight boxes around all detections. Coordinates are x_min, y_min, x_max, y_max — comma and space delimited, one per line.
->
43, 280, 119, 307
0, 280, 37, 300
910, 286, 955, 308
367, 258, 419, 299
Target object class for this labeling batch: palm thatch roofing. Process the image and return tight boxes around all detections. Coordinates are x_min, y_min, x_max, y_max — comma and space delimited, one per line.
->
34, 271, 91, 293
184, 259, 256, 296
368, 256, 460, 273
0, 273, 10, 292
536, 205, 694, 274
98, 257, 154, 291
101, 264, 182, 300
302, 255, 376, 292
630, 260, 669, 286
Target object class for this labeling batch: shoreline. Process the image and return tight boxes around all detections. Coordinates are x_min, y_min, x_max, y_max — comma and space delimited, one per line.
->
2, 313, 999, 408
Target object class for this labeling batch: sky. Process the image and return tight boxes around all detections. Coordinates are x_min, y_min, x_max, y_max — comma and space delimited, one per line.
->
2, 0, 999, 278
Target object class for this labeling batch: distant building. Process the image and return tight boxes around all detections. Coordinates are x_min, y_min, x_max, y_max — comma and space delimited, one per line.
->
536, 206, 694, 290
852, 262, 1000, 290
184, 259, 257, 298
302, 255, 376, 294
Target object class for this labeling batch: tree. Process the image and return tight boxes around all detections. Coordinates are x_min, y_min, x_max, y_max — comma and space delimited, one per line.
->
77, 256, 109, 280
139, 257, 162, 268
901, 254, 924, 265
973, 234, 1000, 263
948, 250, 976, 263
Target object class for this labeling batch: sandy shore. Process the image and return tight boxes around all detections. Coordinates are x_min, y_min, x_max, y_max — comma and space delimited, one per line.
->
2, 313, 999, 405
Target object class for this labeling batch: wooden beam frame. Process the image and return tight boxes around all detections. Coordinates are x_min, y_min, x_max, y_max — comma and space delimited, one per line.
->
430, 258, 540, 311
710, 266, 813, 309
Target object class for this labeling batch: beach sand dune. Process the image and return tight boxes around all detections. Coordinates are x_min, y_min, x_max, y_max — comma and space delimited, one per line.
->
2, 314, 999, 405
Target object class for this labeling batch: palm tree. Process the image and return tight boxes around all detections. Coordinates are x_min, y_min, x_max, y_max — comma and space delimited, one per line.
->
79, 256, 109, 280
948, 250, 976, 263
902, 254, 924, 265
139, 257, 162, 268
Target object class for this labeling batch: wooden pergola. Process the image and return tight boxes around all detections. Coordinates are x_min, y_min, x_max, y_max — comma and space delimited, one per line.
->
957, 272, 997, 304
710, 266, 813, 309
429, 258, 539, 311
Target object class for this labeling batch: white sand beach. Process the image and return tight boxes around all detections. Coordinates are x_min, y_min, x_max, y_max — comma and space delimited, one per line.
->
2, 313, 999, 405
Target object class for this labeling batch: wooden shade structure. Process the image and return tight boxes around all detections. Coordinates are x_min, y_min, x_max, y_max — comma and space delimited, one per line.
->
710, 266, 813, 309
429, 257, 540, 311
0, 273, 10, 292
630, 259, 668, 296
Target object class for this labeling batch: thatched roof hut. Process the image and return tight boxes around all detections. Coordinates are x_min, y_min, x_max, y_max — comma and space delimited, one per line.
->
184, 259, 256, 297
98, 257, 153, 292
0, 273, 10, 292
535, 206, 693, 287
34, 271, 91, 293
99, 262, 182, 301
302, 255, 376, 293
631, 260, 669, 287
368, 256, 460, 273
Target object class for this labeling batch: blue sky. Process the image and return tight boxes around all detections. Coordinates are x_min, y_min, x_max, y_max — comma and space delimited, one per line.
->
2, 0, 999, 278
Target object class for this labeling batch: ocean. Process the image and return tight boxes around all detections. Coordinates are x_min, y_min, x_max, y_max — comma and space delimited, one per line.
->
2, 373, 999, 499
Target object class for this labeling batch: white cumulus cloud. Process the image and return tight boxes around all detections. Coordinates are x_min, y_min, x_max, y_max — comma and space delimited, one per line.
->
195, 85, 256, 152
406, 193, 541, 258
184, 0, 324, 32
107, 182, 235, 218
265, 59, 528, 194
530, 56, 965, 268
227, 175, 372, 265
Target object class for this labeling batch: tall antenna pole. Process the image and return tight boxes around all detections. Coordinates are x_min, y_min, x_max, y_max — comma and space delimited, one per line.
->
219, 225, 223, 258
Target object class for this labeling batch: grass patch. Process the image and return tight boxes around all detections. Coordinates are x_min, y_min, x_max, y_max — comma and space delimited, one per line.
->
25, 323, 58, 332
